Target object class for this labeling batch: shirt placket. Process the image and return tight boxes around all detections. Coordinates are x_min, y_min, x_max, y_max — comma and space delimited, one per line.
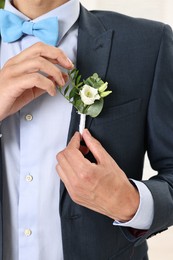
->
19, 108, 39, 260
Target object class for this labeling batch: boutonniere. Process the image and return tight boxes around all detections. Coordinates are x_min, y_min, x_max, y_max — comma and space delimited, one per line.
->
58, 69, 112, 133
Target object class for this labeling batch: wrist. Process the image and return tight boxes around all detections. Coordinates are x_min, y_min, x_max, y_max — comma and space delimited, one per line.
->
122, 182, 140, 221
114, 180, 140, 222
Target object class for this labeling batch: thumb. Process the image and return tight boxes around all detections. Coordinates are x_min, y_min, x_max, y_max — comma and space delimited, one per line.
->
82, 129, 108, 164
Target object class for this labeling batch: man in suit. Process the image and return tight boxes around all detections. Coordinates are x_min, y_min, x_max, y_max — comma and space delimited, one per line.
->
0, 0, 173, 259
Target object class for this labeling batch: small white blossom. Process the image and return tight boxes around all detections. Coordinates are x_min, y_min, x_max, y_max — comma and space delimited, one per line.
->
80, 84, 100, 105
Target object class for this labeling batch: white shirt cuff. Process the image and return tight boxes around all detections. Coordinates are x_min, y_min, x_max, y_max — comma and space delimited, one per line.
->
113, 179, 154, 230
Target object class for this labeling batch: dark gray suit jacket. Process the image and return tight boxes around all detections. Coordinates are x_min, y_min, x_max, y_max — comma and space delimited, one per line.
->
1, 5, 173, 260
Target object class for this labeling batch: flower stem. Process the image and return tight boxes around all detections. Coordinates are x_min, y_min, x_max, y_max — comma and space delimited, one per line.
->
79, 113, 86, 134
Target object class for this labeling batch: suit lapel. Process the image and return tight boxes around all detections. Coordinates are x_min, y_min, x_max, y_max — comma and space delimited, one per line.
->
67, 5, 114, 142
60, 5, 113, 205
76, 5, 113, 79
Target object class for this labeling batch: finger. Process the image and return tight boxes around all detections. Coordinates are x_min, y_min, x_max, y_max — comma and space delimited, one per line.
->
5, 42, 74, 70
56, 163, 85, 206
8, 57, 67, 86
67, 132, 81, 150
57, 133, 90, 172
56, 150, 77, 181
6, 73, 57, 97
8, 88, 46, 115
57, 147, 91, 186
21, 73, 57, 96
82, 129, 110, 164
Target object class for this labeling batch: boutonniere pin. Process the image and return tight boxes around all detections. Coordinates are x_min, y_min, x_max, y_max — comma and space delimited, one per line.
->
58, 69, 112, 134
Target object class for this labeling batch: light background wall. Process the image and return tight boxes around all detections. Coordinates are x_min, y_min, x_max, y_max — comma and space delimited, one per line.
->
80, 1, 173, 259
80, 0, 173, 26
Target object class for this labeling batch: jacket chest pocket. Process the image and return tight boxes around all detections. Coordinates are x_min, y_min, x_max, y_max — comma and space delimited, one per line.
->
92, 98, 142, 126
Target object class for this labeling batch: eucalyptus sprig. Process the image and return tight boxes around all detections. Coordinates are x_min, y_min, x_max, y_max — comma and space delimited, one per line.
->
58, 68, 112, 118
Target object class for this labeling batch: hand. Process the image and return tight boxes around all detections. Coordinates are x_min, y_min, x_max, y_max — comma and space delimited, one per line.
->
56, 129, 140, 221
0, 42, 74, 121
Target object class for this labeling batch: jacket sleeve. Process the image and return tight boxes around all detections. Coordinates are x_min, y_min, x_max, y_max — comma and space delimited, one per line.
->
123, 24, 173, 246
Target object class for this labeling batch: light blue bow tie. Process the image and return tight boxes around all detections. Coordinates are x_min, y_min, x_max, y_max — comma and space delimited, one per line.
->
0, 9, 59, 46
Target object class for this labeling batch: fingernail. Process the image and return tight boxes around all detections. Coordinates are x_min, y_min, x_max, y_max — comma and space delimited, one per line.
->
61, 77, 65, 86
84, 129, 91, 136
50, 88, 57, 96
67, 58, 74, 67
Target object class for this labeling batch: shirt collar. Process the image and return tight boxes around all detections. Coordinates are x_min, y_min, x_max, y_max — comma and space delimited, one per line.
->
4, 0, 80, 43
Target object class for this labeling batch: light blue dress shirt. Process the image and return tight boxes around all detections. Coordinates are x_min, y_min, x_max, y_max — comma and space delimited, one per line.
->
1, 0, 79, 260
0, 0, 154, 259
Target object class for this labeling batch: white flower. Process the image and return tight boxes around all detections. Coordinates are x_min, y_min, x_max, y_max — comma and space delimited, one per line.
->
80, 84, 100, 105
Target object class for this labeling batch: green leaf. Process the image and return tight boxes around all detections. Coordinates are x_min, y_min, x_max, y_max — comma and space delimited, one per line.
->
77, 82, 83, 88
64, 85, 70, 96
92, 73, 99, 79
84, 78, 94, 87
84, 73, 105, 89
74, 99, 86, 114
69, 87, 78, 100
76, 75, 82, 86
86, 99, 104, 117
69, 69, 78, 82
70, 68, 78, 77
74, 70, 79, 82
60, 68, 112, 118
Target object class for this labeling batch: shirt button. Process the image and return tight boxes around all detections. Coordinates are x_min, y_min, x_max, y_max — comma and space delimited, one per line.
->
24, 229, 32, 237
25, 114, 33, 121
25, 175, 33, 182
